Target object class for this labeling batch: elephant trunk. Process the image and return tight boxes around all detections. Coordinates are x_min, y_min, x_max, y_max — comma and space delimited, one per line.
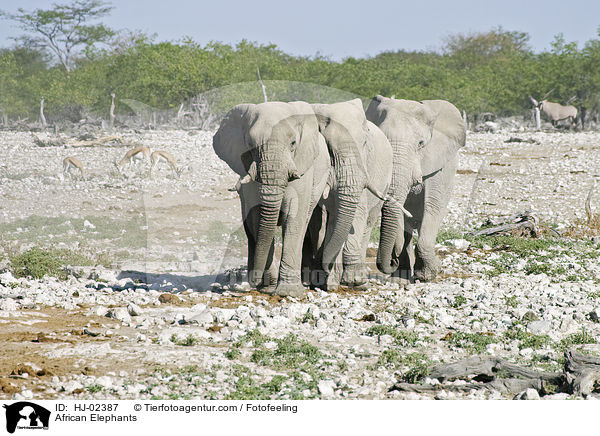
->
376, 197, 405, 274
321, 188, 361, 273
377, 167, 412, 274
249, 157, 287, 287
250, 183, 284, 286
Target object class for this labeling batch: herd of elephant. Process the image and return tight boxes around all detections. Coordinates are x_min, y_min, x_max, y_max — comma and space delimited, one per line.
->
212, 95, 466, 297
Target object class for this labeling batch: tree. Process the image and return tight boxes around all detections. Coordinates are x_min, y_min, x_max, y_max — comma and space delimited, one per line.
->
443, 27, 531, 57
0, 0, 114, 72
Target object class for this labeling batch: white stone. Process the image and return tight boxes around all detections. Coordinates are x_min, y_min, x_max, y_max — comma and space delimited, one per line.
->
447, 239, 470, 250
62, 380, 84, 393
127, 303, 143, 316
106, 307, 132, 324
318, 380, 336, 397
95, 376, 113, 389
0, 298, 18, 311
189, 310, 214, 325
527, 320, 551, 335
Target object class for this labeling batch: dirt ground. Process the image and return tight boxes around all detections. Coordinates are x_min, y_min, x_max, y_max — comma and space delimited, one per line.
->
0, 128, 599, 400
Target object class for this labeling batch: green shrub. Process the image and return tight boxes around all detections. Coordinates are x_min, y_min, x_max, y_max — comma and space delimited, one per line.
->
10, 247, 94, 280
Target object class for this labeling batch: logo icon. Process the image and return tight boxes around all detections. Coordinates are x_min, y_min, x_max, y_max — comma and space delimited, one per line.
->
3, 402, 50, 434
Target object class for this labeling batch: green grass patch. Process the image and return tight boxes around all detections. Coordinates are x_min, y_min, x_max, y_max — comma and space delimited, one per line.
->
86, 384, 103, 393
557, 329, 597, 351
251, 334, 322, 370
448, 332, 500, 354
437, 229, 464, 244
170, 334, 199, 347
365, 325, 421, 346
10, 247, 96, 279
451, 294, 467, 308
504, 328, 551, 350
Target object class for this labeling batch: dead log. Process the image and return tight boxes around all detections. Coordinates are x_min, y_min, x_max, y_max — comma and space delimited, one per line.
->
66, 135, 124, 148
390, 350, 600, 397
429, 355, 562, 383
564, 350, 600, 395
468, 212, 539, 237
390, 377, 543, 395
32, 134, 64, 147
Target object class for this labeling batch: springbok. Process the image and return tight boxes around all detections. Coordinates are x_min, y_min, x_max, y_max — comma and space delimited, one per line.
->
62, 156, 86, 181
114, 145, 151, 174
149, 150, 182, 178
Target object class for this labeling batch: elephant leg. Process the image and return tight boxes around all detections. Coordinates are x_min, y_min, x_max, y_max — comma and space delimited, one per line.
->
414, 158, 457, 282
391, 230, 414, 285
274, 178, 312, 297
327, 248, 343, 291
392, 190, 422, 283
303, 203, 327, 288
342, 193, 369, 289
240, 188, 277, 290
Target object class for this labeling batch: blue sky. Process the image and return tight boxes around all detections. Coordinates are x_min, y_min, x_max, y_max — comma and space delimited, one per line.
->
0, 0, 599, 59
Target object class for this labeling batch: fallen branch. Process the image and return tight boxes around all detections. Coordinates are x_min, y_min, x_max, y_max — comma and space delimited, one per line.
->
468, 212, 539, 237
66, 135, 124, 148
429, 355, 562, 383
390, 350, 600, 397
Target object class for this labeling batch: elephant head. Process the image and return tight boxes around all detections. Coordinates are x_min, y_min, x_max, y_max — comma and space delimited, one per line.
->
213, 101, 320, 286
420, 100, 467, 176
311, 99, 383, 273
365, 95, 437, 274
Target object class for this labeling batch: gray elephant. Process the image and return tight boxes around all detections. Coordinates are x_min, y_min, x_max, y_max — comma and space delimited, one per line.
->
303, 99, 393, 289
212, 101, 330, 297
366, 95, 466, 282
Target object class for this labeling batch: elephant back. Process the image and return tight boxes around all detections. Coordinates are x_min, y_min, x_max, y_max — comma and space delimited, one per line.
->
365, 96, 437, 145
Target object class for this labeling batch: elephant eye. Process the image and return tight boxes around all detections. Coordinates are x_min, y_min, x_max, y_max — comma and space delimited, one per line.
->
418, 140, 425, 149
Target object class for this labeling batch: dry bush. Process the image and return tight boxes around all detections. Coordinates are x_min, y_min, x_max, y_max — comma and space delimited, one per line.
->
563, 215, 600, 239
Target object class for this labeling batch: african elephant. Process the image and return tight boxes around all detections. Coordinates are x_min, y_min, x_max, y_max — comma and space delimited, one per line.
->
303, 99, 393, 289
366, 96, 466, 282
212, 101, 330, 297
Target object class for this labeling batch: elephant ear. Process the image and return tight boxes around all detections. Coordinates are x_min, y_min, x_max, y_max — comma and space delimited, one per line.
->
420, 100, 466, 175
287, 101, 320, 178
365, 95, 389, 125
212, 104, 254, 176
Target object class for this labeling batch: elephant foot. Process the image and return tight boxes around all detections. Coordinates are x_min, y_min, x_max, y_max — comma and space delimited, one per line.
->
413, 259, 441, 282
256, 283, 277, 295
390, 275, 411, 287
391, 268, 412, 286
322, 272, 340, 292
341, 264, 369, 290
273, 282, 305, 298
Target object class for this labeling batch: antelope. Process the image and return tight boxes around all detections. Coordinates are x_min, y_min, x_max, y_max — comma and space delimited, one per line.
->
149, 150, 182, 178
62, 156, 86, 181
529, 93, 578, 128
114, 145, 151, 174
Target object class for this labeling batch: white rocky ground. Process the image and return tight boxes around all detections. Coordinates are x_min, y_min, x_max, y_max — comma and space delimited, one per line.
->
0, 127, 599, 400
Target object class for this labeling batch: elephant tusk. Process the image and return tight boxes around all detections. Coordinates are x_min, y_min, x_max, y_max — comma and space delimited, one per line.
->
366, 183, 386, 201
366, 183, 413, 217
398, 204, 413, 219
382, 195, 413, 219
246, 160, 257, 180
